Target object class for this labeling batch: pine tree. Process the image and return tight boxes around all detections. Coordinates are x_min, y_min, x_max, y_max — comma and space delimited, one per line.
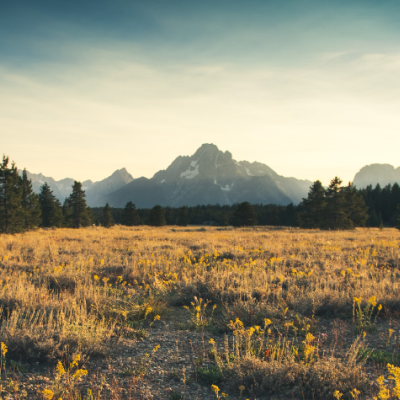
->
342, 183, 368, 228
396, 204, 400, 231
63, 181, 91, 228
299, 180, 326, 228
367, 209, 381, 228
0, 156, 23, 233
102, 203, 114, 228
323, 177, 348, 229
39, 183, 63, 227
232, 202, 258, 227
123, 202, 140, 226
220, 212, 230, 226
149, 205, 166, 227
20, 169, 41, 230
177, 206, 189, 226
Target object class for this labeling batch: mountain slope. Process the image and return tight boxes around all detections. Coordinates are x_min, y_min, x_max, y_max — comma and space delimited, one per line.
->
353, 164, 400, 188
85, 168, 134, 205
25, 168, 133, 204
25, 172, 78, 201
96, 144, 312, 208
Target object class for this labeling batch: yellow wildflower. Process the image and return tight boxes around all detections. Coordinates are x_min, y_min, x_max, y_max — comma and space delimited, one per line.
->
211, 384, 220, 395
333, 390, 343, 399
0, 342, 7, 357
72, 369, 88, 379
368, 296, 377, 307
264, 318, 272, 327
56, 361, 65, 376
42, 389, 54, 400
153, 344, 160, 353
70, 354, 80, 368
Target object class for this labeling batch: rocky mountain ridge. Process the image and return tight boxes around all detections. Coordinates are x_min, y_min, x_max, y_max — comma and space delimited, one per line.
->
25, 168, 133, 204
94, 144, 312, 207
353, 164, 400, 189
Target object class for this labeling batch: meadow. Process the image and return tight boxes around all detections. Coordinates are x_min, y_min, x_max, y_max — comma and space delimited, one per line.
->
0, 225, 399, 400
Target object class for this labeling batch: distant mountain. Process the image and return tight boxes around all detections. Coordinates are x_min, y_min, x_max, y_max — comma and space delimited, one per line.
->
25, 169, 133, 205
25, 172, 79, 202
353, 164, 400, 189
95, 143, 312, 208
85, 168, 134, 205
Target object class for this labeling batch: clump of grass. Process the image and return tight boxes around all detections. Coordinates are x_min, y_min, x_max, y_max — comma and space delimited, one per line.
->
183, 296, 217, 330
353, 295, 382, 333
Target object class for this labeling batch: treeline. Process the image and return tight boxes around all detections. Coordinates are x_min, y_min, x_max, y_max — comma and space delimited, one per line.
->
0, 156, 93, 233
359, 183, 400, 227
1, 155, 400, 233
90, 202, 299, 227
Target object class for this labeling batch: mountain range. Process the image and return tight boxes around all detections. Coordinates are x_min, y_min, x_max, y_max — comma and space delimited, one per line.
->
26, 168, 134, 204
353, 164, 400, 189
24, 144, 400, 208
93, 144, 313, 208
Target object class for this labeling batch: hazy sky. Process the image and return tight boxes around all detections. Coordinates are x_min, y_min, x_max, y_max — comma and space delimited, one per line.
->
1, 0, 399, 185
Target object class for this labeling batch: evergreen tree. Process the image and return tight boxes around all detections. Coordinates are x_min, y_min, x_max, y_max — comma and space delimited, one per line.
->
285, 203, 299, 227
102, 203, 114, 228
63, 181, 91, 228
342, 183, 368, 227
232, 202, 257, 227
177, 206, 189, 226
367, 209, 382, 228
20, 169, 41, 230
0, 156, 23, 233
323, 177, 348, 229
390, 184, 400, 225
87, 207, 94, 226
299, 180, 326, 228
396, 204, 400, 230
122, 201, 140, 226
149, 205, 166, 226
39, 183, 63, 227
220, 212, 230, 226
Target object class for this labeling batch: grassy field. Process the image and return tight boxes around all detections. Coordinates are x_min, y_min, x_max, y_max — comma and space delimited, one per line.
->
0, 225, 399, 399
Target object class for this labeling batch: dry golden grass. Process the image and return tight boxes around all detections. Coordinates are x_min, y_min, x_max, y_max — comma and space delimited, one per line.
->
0, 225, 399, 399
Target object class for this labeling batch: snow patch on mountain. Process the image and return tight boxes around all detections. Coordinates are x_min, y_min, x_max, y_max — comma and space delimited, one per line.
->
245, 167, 254, 176
221, 183, 234, 191
180, 160, 199, 179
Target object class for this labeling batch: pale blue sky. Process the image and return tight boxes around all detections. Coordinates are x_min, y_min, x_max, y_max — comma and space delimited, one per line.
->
1, 0, 399, 184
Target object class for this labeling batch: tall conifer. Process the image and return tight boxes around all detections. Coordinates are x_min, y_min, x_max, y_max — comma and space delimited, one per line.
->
39, 183, 63, 227
177, 206, 189, 226
102, 203, 114, 228
342, 183, 368, 228
300, 180, 326, 228
149, 205, 166, 226
123, 201, 140, 226
0, 156, 23, 233
20, 169, 42, 230
324, 177, 348, 229
232, 202, 258, 227
63, 181, 91, 228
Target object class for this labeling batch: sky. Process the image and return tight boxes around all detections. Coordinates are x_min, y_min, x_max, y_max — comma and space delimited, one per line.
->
1, 0, 399, 185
